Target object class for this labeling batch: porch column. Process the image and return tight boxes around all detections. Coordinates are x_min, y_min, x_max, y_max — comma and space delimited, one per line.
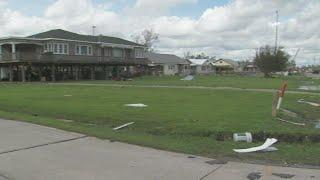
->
11, 43, 16, 61
90, 66, 95, 80
9, 64, 13, 82
75, 66, 79, 80
51, 64, 56, 82
0, 44, 2, 61
20, 65, 26, 82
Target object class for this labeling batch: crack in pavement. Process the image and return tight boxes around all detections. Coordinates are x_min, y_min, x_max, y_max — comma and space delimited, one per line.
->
199, 164, 225, 180
0, 135, 88, 156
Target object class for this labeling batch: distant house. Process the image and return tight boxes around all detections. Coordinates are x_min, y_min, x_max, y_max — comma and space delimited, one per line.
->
188, 59, 215, 74
243, 63, 259, 72
146, 52, 190, 75
211, 59, 240, 73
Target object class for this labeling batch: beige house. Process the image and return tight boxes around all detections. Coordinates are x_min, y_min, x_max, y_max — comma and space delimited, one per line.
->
211, 59, 240, 73
146, 52, 190, 76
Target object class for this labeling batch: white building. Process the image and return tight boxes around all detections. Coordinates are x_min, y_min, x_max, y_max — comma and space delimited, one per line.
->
188, 59, 215, 74
146, 52, 190, 76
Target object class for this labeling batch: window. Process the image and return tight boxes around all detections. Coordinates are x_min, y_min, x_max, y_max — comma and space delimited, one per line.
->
135, 49, 145, 58
168, 65, 175, 70
113, 48, 123, 58
201, 66, 207, 71
76, 45, 93, 55
44, 43, 68, 54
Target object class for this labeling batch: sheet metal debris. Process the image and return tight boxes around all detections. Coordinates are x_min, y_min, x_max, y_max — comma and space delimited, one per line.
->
181, 75, 194, 81
298, 99, 320, 107
113, 122, 135, 130
125, 104, 148, 107
233, 138, 278, 153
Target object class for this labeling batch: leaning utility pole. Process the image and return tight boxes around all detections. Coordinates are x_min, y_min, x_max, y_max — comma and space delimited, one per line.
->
275, 10, 279, 52
92, 26, 96, 36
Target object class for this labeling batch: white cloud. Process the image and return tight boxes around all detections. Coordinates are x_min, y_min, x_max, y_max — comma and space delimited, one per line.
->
0, 0, 319, 65
131, 0, 197, 16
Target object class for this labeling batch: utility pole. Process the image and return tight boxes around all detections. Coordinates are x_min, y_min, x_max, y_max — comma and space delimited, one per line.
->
275, 10, 279, 52
92, 26, 96, 36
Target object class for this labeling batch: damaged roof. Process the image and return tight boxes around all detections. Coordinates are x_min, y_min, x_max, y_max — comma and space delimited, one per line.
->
146, 52, 190, 65
27, 29, 143, 46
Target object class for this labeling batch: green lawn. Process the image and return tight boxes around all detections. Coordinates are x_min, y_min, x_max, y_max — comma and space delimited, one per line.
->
67, 75, 320, 92
0, 83, 319, 165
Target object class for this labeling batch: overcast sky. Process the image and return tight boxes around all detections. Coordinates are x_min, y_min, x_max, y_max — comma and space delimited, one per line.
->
0, 0, 319, 65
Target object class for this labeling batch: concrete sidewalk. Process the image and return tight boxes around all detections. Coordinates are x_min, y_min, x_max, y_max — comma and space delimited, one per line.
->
0, 119, 318, 180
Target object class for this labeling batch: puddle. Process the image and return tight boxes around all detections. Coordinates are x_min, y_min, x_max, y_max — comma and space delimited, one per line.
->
298, 86, 320, 91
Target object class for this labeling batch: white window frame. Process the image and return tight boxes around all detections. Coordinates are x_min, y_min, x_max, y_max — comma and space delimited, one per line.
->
168, 65, 176, 70
44, 43, 68, 55
135, 49, 145, 58
75, 45, 93, 56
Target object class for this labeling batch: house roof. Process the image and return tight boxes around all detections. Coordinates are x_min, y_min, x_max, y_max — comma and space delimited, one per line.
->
146, 52, 189, 65
27, 29, 143, 47
188, 59, 209, 66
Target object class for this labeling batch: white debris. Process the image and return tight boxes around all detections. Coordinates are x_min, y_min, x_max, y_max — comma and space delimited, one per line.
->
233, 132, 252, 143
298, 99, 320, 107
277, 118, 306, 126
181, 75, 194, 81
113, 122, 135, 130
261, 146, 278, 152
233, 138, 278, 153
125, 104, 148, 107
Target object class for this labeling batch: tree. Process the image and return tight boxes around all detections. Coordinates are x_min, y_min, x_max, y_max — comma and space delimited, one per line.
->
254, 45, 290, 77
184, 52, 209, 59
131, 29, 159, 52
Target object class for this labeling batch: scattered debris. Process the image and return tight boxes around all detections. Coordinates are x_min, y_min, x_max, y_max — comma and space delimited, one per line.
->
56, 118, 74, 123
233, 132, 252, 143
247, 172, 262, 180
276, 82, 288, 110
298, 99, 320, 107
233, 138, 278, 153
205, 159, 227, 165
280, 109, 298, 118
272, 173, 295, 179
315, 120, 320, 129
298, 85, 320, 91
124, 104, 148, 107
261, 146, 278, 152
277, 118, 306, 126
113, 122, 135, 130
181, 75, 194, 81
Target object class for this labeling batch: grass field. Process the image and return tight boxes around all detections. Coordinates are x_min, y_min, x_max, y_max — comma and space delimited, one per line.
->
0, 80, 319, 165
68, 74, 320, 92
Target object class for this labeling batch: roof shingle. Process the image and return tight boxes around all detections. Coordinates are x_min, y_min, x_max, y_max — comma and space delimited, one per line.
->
27, 29, 143, 46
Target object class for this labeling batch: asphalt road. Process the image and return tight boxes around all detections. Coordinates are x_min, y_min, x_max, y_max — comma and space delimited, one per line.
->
0, 119, 318, 180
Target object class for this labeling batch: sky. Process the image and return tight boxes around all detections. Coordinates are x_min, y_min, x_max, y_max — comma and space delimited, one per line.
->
0, 0, 319, 65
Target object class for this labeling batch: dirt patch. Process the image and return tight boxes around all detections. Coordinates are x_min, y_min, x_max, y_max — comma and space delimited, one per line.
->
272, 173, 295, 179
